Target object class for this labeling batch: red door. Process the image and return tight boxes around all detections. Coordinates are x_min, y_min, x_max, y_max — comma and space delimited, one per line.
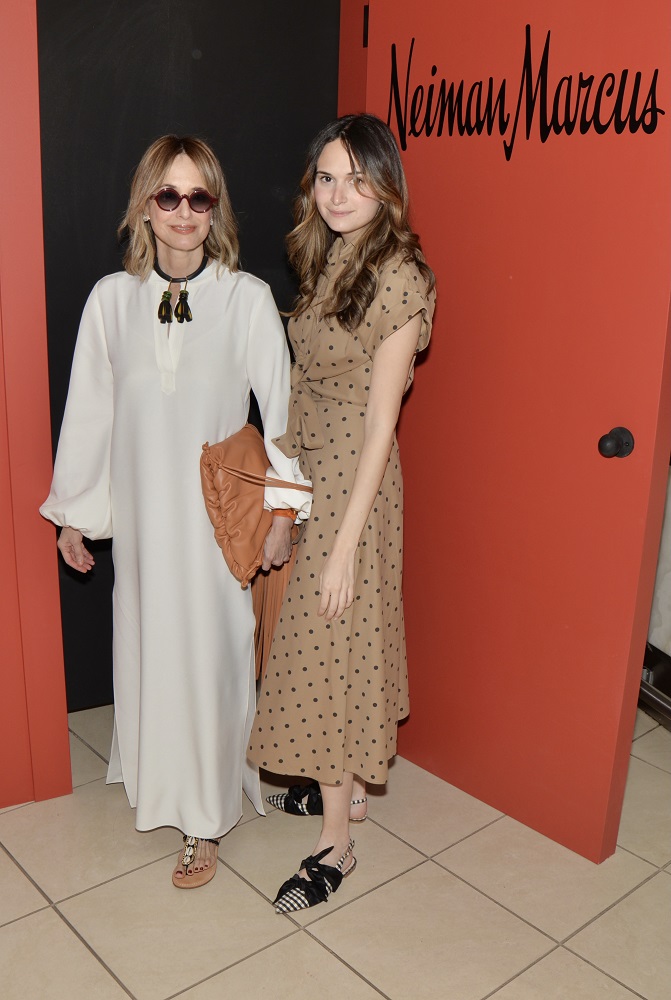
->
0, 1, 71, 809
340, 0, 671, 861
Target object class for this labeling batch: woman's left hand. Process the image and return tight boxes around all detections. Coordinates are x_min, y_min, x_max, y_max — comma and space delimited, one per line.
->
318, 547, 356, 620
262, 516, 293, 570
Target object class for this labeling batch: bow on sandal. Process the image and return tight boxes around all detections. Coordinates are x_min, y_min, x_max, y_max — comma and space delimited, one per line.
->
274, 839, 356, 913
267, 780, 368, 821
172, 835, 220, 889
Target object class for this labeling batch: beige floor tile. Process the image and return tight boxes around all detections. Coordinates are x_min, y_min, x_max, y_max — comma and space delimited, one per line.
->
568, 872, 670, 1000
0, 802, 32, 814
370, 756, 503, 856
435, 816, 655, 940
311, 861, 553, 1000
68, 704, 114, 760
59, 857, 289, 1000
631, 726, 671, 774
0, 908, 128, 1000
180, 932, 383, 999
0, 849, 47, 927
633, 708, 659, 741
69, 733, 108, 787
222, 807, 424, 926
617, 757, 671, 866
491, 948, 640, 998
0, 779, 178, 901
240, 794, 264, 827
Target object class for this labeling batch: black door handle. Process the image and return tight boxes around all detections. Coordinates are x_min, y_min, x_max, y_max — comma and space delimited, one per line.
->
598, 426, 635, 458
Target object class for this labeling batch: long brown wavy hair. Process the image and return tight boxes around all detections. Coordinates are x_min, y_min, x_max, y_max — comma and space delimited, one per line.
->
287, 114, 434, 331
118, 135, 239, 279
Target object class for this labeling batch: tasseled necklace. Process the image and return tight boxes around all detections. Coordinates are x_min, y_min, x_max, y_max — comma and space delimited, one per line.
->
154, 255, 209, 324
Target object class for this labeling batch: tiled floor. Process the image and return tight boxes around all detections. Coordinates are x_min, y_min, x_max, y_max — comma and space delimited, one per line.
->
1, 706, 669, 1000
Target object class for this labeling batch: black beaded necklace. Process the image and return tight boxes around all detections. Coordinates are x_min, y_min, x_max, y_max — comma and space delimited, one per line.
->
153, 255, 209, 324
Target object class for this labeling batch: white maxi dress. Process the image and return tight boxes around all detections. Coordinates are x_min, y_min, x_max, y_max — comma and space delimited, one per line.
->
41, 264, 311, 837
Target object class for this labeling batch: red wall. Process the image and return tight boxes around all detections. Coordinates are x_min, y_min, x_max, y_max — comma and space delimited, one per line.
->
340, 0, 671, 861
338, 0, 368, 116
0, 1, 71, 807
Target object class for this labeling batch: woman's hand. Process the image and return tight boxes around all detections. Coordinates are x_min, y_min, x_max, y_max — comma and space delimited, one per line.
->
262, 516, 293, 571
57, 526, 95, 573
318, 546, 356, 620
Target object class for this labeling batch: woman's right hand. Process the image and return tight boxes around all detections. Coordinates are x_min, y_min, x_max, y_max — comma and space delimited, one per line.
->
318, 545, 356, 621
57, 527, 95, 573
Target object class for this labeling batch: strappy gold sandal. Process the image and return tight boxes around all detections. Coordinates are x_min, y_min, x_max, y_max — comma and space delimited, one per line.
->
172, 835, 220, 888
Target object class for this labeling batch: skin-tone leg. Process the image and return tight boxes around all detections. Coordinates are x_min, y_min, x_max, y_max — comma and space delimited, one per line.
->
173, 837, 219, 880
300, 774, 355, 876
350, 775, 367, 821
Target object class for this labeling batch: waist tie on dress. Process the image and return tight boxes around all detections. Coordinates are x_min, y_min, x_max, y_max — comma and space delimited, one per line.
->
273, 378, 325, 456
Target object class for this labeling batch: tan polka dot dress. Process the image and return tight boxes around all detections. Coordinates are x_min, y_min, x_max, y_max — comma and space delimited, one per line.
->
248, 238, 435, 786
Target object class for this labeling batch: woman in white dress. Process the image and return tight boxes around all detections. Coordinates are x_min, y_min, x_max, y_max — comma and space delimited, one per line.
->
40, 135, 311, 887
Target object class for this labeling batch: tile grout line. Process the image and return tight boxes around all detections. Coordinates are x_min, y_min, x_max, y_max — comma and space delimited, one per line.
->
46, 848, 184, 907
0, 801, 34, 816
363, 810, 506, 861
159, 928, 301, 1000
217, 847, 424, 926
302, 927, 394, 999
217, 857, 282, 909
479, 945, 649, 1000
559, 946, 650, 1000
288, 857, 431, 931
52, 905, 139, 1000
431, 851, 665, 949
68, 727, 110, 765
560, 867, 667, 946
424, 858, 560, 945
615, 840, 669, 870
0, 841, 55, 918
630, 719, 660, 742
158, 845, 398, 1000
479, 945, 563, 1000
428, 813, 507, 855
628, 754, 671, 777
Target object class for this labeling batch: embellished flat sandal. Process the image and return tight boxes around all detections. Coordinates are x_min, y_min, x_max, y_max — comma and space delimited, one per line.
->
172, 835, 220, 889
267, 780, 368, 822
274, 839, 356, 914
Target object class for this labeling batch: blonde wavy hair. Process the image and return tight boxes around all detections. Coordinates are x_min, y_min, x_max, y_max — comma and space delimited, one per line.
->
287, 114, 434, 331
118, 135, 239, 279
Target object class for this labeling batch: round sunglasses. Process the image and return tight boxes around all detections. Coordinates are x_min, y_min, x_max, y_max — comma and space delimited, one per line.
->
152, 187, 218, 213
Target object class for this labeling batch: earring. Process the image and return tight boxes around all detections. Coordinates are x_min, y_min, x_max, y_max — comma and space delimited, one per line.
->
142, 215, 149, 222
210, 217, 214, 227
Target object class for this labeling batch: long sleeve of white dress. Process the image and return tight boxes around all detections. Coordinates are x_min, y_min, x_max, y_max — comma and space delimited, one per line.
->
247, 287, 312, 519
40, 285, 114, 538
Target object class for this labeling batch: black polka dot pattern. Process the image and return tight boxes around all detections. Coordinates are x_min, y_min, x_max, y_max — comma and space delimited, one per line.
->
249, 241, 435, 786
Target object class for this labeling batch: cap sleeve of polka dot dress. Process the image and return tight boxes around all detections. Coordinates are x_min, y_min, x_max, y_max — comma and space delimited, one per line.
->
358, 257, 435, 361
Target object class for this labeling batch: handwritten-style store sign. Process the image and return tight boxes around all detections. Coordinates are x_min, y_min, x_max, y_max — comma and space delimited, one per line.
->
388, 25, 665, 160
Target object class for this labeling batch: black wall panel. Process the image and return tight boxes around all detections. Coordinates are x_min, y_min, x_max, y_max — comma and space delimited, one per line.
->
37, 0, 340, 710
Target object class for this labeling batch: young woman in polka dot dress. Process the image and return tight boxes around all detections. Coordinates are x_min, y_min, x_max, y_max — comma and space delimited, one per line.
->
248, 114, 435, 913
